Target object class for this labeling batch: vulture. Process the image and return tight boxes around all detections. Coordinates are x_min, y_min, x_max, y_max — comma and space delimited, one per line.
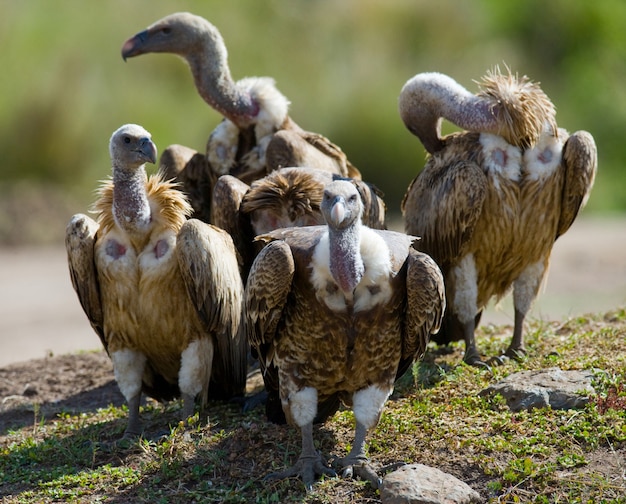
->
65, 124, 246, 438
244, 180, 445, 489
211, 166, 387, 283
399, 69, 597, 366
121, 12, 360, 193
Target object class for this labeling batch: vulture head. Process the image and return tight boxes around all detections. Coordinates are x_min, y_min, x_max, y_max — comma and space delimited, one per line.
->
121, 12, 221, 60
398, 67, 557, 154
121, 12, 260, 127
322, 180, 363, 231
108, 124, 158, 236
321, 180, 365, 294
109, 124, 157, 170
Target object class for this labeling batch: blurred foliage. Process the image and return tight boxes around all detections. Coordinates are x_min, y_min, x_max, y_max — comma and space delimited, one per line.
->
0, 0, 623, 244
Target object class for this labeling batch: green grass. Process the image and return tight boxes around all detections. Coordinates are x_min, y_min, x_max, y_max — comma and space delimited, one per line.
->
1, 309, 625, 503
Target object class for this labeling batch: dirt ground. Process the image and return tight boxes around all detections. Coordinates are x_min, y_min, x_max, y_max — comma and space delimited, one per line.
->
0, 215, 624, 423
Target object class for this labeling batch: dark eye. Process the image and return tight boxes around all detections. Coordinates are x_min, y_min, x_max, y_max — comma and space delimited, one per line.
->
349, 194, 357, 202
124, 136, 131, 144
161, 27, 171, 35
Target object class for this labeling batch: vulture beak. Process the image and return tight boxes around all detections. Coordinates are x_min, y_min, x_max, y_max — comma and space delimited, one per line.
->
329, 197, 346, 227
121, 30, 149, 61
139, 137, 158, 164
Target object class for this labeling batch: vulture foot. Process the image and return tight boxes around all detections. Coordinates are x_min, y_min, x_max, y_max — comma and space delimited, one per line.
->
265, 452, 337, 492
504, 345, 528, 362
462, 349, 491, 370
335, 454, 382, 488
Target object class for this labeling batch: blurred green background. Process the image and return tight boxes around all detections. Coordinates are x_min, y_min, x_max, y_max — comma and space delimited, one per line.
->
1, 0, 623, 245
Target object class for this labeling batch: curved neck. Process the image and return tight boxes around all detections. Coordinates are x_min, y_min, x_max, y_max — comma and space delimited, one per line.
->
328, 225, 364, 294
399, 72, 555, 153
399, 73, 499, 154
112, 165, 151, 234
186, 49, 259, 127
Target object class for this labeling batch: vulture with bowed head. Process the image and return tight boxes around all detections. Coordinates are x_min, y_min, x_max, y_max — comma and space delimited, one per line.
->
211, 166, 387, 284
65, 124, 246, 439
122, 12, 360, 193
244, 180, 445, 489
399, 68, 597, 367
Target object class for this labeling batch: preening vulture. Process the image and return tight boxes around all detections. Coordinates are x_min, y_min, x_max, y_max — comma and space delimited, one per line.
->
399, 69, 597, 366
65, 124, 246, 438
211, 166, 386, 283
121, 12, 360, 193
244, 180, 445, 489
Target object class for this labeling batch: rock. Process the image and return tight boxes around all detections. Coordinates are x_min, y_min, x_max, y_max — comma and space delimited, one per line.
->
22, 383, 38, 397
381, 464, 481, 504
479, 367, 596, 411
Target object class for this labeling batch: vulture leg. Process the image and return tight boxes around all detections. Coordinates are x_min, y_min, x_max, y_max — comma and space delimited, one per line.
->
266, 386, 336, 490
179, 338, 214, 420
462, 319, 487, 367
125, 393, 143, 439
336, 420, 382, 488
496, 260, 546, 364
335, 385, 390, 488
506, 308, 528, 361
266, 422, 336, 491
111, 349, 147, 439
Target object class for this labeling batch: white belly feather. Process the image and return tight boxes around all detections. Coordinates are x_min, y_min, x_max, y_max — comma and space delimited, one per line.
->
309, 228, 393, 312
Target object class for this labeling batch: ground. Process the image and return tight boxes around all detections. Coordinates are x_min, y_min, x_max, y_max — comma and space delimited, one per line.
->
0, 216, 624, 502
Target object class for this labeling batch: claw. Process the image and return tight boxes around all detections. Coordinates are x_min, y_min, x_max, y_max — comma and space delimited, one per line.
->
265, 453, 336, 490
336, 455, 382, 488
487, 354, 509, 367
505, 346, 527, 361
463, 351, 492, 371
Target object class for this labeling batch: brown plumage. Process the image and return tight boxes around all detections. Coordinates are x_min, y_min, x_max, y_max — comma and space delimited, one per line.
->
212, 167, 386, 283
399, 69, 597, 366
158, 143, 213, 222
121, 12, 360, 197
244, 180, 444, 489
65, 124, 246, 438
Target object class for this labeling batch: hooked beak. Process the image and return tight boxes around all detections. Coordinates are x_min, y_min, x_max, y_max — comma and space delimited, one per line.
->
139, 137, 158, 164
329, 197, 346, 227
121, 30, 149, 61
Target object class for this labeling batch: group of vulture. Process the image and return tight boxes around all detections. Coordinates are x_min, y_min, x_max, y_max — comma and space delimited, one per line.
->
65, 12, 597, 490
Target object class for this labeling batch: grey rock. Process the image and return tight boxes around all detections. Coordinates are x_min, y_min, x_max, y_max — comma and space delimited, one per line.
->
480, 367, 596, 411
381, 464, 481, 504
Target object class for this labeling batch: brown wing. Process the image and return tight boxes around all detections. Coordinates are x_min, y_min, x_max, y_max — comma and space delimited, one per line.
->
244, 239, 295, 360
65, 214, 106, 350
176, 219, 247, 396
159, 144, 213, 222
211, 174, 254, 278
353, 179, 387, 230
265, 118, 362, 180
402, 158, 487, 268
402, 249, 446, 362
556, 130, 597, 239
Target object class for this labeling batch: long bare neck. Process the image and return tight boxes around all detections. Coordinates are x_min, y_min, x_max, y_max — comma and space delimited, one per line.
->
186, 46, 259, 127
112, 165, 151, 234
328, 224, 364, 294
399, 73, 498, 153
400, 72, 555, 153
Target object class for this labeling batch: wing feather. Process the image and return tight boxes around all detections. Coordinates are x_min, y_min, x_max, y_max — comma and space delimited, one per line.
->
176, 219, 246, 393
158, 144, 212, 223
65, 214, 106, 350
403, 159, 487, 268
557, 130, 597, 239
244, 240, 294, 366
211, 175, 253, 277
402, 249, 446, 362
